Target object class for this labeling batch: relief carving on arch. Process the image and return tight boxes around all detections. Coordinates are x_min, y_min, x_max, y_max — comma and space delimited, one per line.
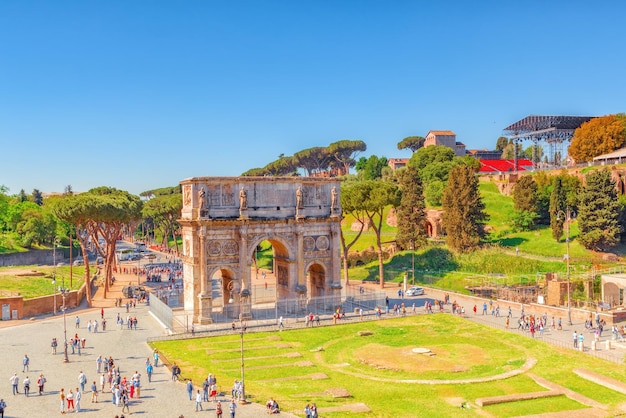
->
206, 240, 239, 257
183, 185, 191, 207
207, 241, 222, 257
277, 265, 289, 286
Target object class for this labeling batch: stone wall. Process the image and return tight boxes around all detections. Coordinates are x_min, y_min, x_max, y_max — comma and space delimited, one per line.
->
0, 249, 67, 267
0, 284, 85, 320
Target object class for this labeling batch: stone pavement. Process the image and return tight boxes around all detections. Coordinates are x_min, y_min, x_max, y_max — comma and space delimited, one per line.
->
0, 294, 296, 418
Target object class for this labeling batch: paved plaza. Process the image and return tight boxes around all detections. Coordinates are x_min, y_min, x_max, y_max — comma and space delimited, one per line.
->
0, 292, 292, 417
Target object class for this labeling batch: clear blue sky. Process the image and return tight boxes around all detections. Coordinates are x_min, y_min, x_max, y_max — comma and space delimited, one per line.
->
1, 1, 625, 195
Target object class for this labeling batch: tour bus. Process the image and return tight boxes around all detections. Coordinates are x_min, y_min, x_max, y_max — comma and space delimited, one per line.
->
116, 248, 140, 262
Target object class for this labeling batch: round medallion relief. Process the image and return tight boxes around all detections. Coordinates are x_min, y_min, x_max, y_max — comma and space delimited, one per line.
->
207, 240, 222, 256
315, 235, 329, 251
222, 240, 239, 256
303, 236, 316, 252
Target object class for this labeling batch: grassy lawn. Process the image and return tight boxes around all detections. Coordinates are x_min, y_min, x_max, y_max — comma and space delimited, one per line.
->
152, 315, 626, 417
0, 265, 85, 298
480, 179, 515, 234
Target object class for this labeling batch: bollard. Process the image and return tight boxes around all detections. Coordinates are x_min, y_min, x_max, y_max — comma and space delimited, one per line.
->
591, 340, 596, 351
579, 342, 584, 352
606, 340, 611, 350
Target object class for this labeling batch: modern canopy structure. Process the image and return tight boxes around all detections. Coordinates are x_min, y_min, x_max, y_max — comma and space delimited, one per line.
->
503, 115, 596, 168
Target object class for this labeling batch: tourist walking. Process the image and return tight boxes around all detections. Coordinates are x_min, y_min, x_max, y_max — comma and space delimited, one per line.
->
78, 371, 87, 392
22, 354, 29, 372
216, 400, 223, 418
60, 388, 66, 414
10, 373, 19, 395
91, 381, 98, 403
22, 376, 30, 396
37, 374, 46, 395
67, 388, 75, 412
229, 398, 237, 418
146, 362, 153, 383
187, 379, 193, 400
51, 337, 58, 354
195, 390, 203, 411
75, 388, 82, 412
0, 398, 6, 418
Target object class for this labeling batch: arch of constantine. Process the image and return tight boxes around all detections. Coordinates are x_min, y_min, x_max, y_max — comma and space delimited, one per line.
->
179, 177, 342, 324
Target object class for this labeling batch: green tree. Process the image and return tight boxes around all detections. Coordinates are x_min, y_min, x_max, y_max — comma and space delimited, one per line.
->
328, 140, 366, 175
53, 187, 142, 299
512, 175, 538, 213
355, 155, 388, 180
142, 194, 183, 253
409, 146, 460, 206
15, 206, 56, 248
31, 189, 43, 206
424, 180, 444, 206
549, 177, 567, 241
495, 136, 509, 152
362, 180, 401, 288
442, 165, 488, 253
522, 145, 544, 164
338, 181, 369, 285
500, 142, 523, 160
569, 114, 626, 163
512, 175, 538, 231
294, 147, 330, 176
395, 166, 426, 250
409, 145, 456, 171
397, 136, 425, 153
578, 169, 621, 250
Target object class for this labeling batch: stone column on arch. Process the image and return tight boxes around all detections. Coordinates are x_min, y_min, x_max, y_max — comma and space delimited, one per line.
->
197, 232, 213, 324
295, 229, 307, 298
238, 226, 252, 320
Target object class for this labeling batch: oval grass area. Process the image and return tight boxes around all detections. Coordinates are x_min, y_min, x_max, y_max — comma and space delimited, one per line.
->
154, 314, 615, 417
315, 315, 527, 381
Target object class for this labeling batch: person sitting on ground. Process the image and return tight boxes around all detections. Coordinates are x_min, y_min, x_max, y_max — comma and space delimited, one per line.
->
270, 399, 280, 414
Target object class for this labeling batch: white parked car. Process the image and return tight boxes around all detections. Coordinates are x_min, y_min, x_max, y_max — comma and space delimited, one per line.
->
406, 286, 425, 296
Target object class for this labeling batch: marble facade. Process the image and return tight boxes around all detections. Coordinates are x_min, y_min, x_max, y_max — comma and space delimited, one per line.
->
179, 176, 342, 324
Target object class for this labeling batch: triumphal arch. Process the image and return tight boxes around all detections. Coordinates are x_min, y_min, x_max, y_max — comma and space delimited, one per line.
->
179, 176, 342, 324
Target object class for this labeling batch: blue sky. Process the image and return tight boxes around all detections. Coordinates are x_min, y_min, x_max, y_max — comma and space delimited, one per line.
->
1, 1, 625, 195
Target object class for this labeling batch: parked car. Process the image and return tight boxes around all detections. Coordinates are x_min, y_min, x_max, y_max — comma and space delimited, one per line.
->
73, 258, 84, 266
406, 286, 425, 296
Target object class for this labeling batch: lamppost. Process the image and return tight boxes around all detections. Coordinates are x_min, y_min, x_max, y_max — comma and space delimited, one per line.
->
52, 237, 59, 315
410, 240, 415, 285
557, 206, 575, 326
59, 282, 70, 363
229, 288, 250, 404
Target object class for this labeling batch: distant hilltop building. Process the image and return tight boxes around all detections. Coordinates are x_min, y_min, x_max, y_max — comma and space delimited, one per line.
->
424, 130, 466, 156
387, 158, 409, 170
